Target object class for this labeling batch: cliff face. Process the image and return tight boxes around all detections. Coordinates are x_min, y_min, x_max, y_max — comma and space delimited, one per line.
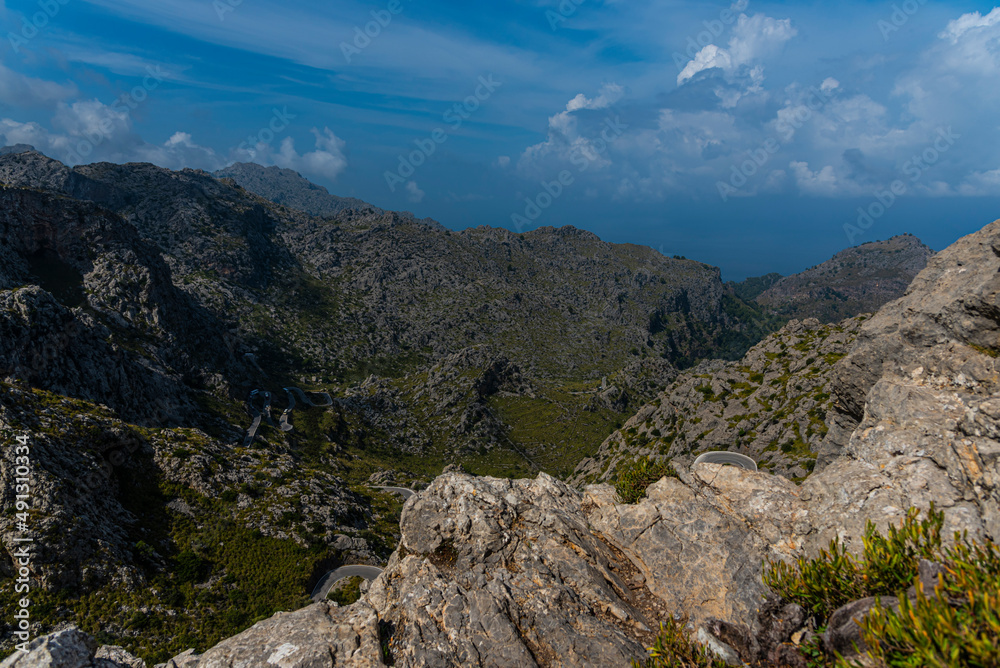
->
28, 218, 990, 668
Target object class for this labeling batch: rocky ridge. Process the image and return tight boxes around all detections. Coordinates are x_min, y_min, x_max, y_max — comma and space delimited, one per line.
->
214, 163, 383, 219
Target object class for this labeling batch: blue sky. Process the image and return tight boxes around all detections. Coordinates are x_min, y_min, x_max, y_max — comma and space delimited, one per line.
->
1, 0, 999, 279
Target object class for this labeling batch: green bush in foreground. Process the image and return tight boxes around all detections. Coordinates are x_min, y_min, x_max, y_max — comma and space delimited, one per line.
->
763, 505, 1000, 666
765, 506, 943, 622
632, 617, 729, 668
859, 537, 1000, 668
615, 456, 678, 504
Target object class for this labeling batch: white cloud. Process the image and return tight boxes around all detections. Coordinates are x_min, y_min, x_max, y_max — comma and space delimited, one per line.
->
790, 161, 868, 197
405, 180, 425, 203
677, 12, 796, 85
517, 83, 625, 178
729, 14, 797, 64
790, 161, 839, 196
237, 127, 349, 182
959, 168, 1000, 196
939, 7, 1000, 43
0, 91, 352, 184
565, 83, 624, 112
0, 64, 77, 105
677, 45, 732, 86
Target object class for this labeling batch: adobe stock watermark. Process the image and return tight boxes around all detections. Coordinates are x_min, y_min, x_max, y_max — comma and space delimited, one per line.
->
237, 107, 296, 159
213, 0, 244, 21
510, 113, 629, 232
546, 0, 590, 30
9, 432, 33, 653
341, 0, 414, 64
7, 0, 69, 54
717, 81, 837, 202
877, 0, 928, 41
844, 126, 960, 244
384, 75, 502, 193
673, 0, 748, 74
65, 66, 166, 165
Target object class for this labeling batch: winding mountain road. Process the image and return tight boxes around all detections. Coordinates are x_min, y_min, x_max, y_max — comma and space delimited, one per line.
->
310, 565, 384, 602
308, 486, 417, 601
242, 386, 333, 445
242, 390, 274, 448
693, 451, 758, 471
278, 387, 333, 432
374, 486, 416, 501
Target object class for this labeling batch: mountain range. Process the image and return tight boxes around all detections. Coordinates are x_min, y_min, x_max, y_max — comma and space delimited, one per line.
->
0, 146, 951, 665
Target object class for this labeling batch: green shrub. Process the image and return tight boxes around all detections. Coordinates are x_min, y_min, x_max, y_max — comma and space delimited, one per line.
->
856, 537, 1000, 668
174, 550, 210, 584
765, 507, 943, 622
632, 616, 729, 668
615, 456, 677, 504
763, 505, 1000, 666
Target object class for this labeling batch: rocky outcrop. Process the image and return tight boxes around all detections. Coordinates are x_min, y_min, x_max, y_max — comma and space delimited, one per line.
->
162, 602, 384, 668
0, 627, 144, 667
816, 219, 1000, 539
142, 454, 985, 667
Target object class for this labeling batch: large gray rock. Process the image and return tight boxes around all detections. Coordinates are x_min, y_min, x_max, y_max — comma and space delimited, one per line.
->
0, 627, 142, 668
183, 601, 383, 667
367, 473, 656, 667
816, 219, 1000, 540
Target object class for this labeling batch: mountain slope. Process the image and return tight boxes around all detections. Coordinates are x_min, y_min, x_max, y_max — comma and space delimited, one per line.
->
83, 216, 999, 668
572, 315, 863, 485
753, 233, 934, 322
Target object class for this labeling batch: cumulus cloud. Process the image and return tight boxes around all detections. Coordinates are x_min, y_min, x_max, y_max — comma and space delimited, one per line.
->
405, 180, 425, 203
677, 12, 797, 86
939, 7, 1000, 43
517, 83, 625, 178
0, 74, 349, 183
237, 127, 349, 182
565, 83, 624, 112
959, 168, 1000, 196
790, 161, 857, 197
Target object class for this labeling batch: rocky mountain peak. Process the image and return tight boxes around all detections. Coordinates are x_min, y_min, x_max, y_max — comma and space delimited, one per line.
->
752, 233, 934, 322
214, 162, 381, 217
